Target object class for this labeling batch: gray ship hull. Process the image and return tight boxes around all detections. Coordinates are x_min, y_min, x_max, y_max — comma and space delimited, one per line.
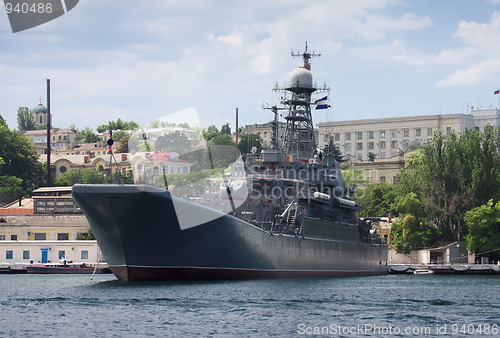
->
72, 184, 388, 281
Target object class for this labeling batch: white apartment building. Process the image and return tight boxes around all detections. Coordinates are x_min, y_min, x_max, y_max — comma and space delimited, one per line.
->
318, 109, 500, 162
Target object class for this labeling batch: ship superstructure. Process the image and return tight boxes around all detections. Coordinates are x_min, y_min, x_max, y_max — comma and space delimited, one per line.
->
72, 44, 388, 281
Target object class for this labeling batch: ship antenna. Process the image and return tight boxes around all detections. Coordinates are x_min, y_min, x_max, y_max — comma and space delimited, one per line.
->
291, 41, 321, 70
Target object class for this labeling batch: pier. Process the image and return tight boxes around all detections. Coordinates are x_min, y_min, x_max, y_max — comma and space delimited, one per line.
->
389, 264, 500, 275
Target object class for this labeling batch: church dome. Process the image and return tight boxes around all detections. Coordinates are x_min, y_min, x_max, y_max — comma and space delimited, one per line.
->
32, 100, 47, 115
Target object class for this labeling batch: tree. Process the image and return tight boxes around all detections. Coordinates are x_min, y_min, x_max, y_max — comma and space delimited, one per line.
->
0, 176, 24, 206
389, 215, 441, 254
76, 228, 95, 240
220, 122, 231, 135
17, 106, 36, 131
202, 125, 220, 141
465, 199, 500, 261
358, 183, 398, 217
209, 134, 239, 168
96, 119, 139, 133
397, 127, 500, 242
116, 135, 130, 153
237, 133, 263, 155
0, 116, 44, 197
75, 127, 99, 143
155, 131, 191, 154
177, 122, 190, 129
322, 133, 344, 163
52, 169, 133, 186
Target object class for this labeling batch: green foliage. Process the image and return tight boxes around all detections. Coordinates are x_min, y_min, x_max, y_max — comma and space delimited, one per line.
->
177, 122, 190, 129
465, 199, 500, 260
342, 168, 369, 202
220, 122, 231, 135
155, 131, 191, 154
116, 135, 130, 153
358, 183, 398, 217
75, 127, 99, 143
0, 118, 44, 194
397, 127, 500, 242
17, 106, 36, 131
322, 133, 344, 163
76, 228, 95, 240
112, 130, 128, 143
52, 170, 133, 186
0, 176, 24, 206
237, 133, 263, 155
96, 119, 139, 133
202, 125, 220, 141
389, 215, 442, 254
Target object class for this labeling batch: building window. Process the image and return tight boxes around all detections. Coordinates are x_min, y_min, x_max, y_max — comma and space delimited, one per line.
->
446, 127, 452, 135
345, 132, 351, 140
59, 166, 67, 173
10, 235, 17, 240
177, 167, 180, 174
380, 130, 386, 138
415, 128, 422, 137
368, 142, 374, 150
357, 154, 363, 161
380, 152, 386, 159
40, 116, 43, 124
391, 129, 398, 138
0, 235, 5, 240
153, 166, 159, 176
403, 129, 409, 137
380, 141, 386, 149
23, 250, 30, 259
170, 167, 174, 173
6, 250, 13, 260
427, 127, 433, 136
334, 133, 340, 141
58, 250, 65, 259
183, 167, 188, 174
81, 251, 89, 260
391, 140, 398, 148
403, 140, 410, 148
34, 233, 46, 240
380, 176, 386, 182
57, 233, 69, 240
345, 143, 352, 151
368, 131, 374, 139
357, 132, 363, 140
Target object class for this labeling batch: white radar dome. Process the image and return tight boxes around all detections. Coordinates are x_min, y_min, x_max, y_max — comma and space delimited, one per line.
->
289, 68, 313, 88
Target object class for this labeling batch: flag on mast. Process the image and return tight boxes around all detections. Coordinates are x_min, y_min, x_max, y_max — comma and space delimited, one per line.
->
495, 90, 499, 95
314, 96, 329, 109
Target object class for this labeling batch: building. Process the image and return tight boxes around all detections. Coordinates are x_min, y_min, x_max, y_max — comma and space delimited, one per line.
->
39, 151, 192, 181
0, 187, 100, 266
318, 109, 500, 163
22, 128, 78, 155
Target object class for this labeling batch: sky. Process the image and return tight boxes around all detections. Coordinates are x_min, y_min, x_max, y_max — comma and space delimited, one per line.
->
1, 0, 500, 131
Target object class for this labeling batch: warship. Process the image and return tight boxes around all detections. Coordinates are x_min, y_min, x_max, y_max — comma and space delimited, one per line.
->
72, 44, 388, 281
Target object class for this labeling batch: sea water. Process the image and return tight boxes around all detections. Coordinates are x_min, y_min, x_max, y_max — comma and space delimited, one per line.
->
0, 274, 499, 337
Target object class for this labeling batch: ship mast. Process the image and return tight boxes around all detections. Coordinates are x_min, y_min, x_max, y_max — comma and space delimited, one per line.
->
279, 42, 322, 160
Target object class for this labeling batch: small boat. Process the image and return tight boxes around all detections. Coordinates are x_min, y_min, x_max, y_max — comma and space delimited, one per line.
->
26, 260, 111, 274
413, 269, 434, 275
